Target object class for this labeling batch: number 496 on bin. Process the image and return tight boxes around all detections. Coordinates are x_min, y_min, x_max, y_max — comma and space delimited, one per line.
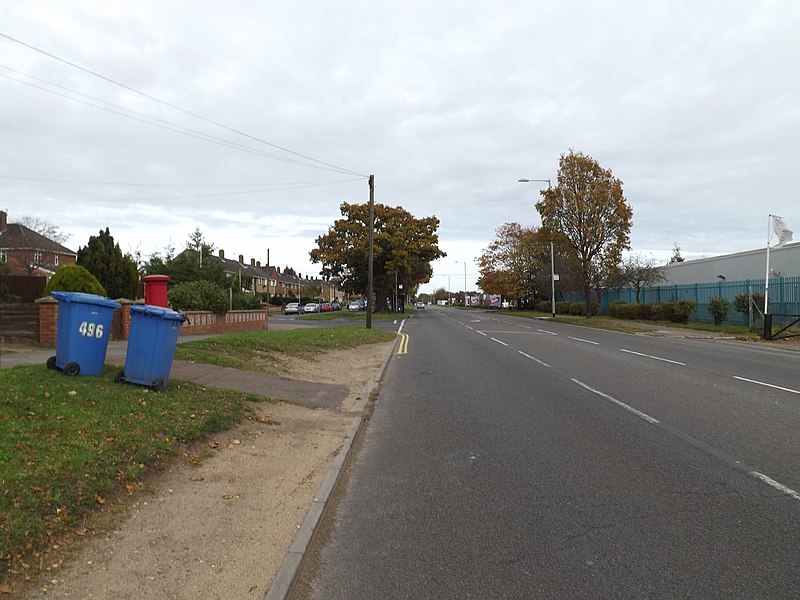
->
78, 321, 105, 339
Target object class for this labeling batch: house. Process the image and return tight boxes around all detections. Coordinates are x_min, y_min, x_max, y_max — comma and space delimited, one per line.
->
0, 210, 77, 276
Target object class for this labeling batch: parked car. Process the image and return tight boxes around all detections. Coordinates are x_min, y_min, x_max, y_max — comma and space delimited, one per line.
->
321, 302, 332, 312
284, 302, 301, 315
330, 302, 341, 311
348, 300, 365, 311
415, 301, 425, 309
304, 303, 320, 313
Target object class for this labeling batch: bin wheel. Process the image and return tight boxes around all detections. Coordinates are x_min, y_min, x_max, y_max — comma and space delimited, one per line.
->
64, 362, 80, 376
152, 379, 165, 392
46, 356, 57, 370
115, 370, 125, 384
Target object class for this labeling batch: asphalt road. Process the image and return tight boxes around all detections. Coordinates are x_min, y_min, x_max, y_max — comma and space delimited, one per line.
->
294, 307, 800, 599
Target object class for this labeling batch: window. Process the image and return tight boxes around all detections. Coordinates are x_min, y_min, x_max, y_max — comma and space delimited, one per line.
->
0, 250, 6, 263
33, 251, 43, 263
54, 254, 59, 266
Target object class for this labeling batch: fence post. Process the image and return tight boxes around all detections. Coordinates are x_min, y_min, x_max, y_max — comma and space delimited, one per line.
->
764, 313, 773, 340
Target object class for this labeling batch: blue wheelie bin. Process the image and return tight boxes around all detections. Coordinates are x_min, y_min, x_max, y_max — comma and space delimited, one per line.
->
47, 291, 121, 376
116, 305, 187, 391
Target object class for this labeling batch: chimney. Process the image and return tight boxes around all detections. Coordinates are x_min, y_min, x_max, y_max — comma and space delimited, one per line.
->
238, 254, 244, 264
0, 210, 6, 232
256, 261, 261, 268
250, 258, 255, 266
219, 249, 225, 260
276, 267, 281, 274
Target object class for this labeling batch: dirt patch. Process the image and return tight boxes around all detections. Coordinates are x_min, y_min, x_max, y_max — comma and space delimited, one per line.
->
19, 340, 395, 599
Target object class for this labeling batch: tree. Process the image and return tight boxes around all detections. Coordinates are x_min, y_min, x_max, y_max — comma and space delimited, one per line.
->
669, 242, 685, 264
310, 202, 445, 312
20, 216, 71, 244
536, 150, 633, 316
432, 287, 448, 303
477, 223, 551, 305
610, 254, 666, 304
77, 228, 139, 299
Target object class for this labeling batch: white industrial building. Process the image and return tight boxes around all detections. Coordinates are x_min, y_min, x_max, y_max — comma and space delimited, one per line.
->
661, 243, 800, 285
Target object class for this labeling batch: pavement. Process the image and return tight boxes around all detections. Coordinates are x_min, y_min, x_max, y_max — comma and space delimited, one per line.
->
1, 331, 398, 600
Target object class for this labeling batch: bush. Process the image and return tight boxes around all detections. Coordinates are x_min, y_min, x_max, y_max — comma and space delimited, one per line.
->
569, 302, 587, 316
168, 280, 229, 314
43, 264, 107, 297
651, 302, 666, 321
556, 301, 572, 315
672, 299, 696, 323
734, 293, 764, 317
707, 296, 730, 326
635, 303, 652, 321
536, 300, 551, 313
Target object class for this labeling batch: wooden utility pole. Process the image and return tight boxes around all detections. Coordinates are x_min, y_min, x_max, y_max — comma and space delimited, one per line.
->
366, 174, 375, 329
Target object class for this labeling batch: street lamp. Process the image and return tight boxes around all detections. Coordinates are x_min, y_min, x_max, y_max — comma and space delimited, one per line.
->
518, 178, 556, 319
456, 260, 468, 307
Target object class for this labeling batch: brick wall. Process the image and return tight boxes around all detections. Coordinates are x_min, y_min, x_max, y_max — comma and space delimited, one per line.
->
35, 300, 268, 347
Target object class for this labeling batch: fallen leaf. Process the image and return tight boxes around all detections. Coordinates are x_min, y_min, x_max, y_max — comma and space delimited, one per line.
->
222, 494, 232, 500
95, 495, 106, 505
0, 583, 13, 594
68, 390, 77, 396
190, 475, 204, 482
208, 441, 220, 450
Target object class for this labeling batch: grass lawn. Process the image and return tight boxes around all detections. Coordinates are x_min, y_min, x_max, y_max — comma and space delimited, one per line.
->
1, 325, 395, 588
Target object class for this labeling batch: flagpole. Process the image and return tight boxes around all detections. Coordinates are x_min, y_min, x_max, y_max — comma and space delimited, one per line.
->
764, 214, 772, 315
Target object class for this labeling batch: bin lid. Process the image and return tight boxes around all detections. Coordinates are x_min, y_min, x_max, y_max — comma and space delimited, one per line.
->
51, 291, 121, 309
131, 304, 187, 322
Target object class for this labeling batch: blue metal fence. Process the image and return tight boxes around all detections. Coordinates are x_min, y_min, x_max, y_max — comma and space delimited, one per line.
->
602, 277, 800, 326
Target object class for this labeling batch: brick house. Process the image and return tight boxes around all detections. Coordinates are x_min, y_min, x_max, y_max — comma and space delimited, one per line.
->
0, 210, 77, 276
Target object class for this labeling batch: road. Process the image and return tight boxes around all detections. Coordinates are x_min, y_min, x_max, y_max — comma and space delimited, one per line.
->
293, 307, 800, 599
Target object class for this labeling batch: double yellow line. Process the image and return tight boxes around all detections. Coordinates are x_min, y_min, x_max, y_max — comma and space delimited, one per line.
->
397, 332, 409, 355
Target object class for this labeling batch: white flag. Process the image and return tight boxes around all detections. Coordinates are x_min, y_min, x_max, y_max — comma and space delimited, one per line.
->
772, 215, 793, 248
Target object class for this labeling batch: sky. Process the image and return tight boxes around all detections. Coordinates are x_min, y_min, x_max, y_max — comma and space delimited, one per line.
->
1, 1, 798, 295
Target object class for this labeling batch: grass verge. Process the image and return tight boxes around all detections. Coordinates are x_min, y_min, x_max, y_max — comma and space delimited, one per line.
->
0, 364, 266, 588
487, 309, 766, 338
173, 326, 397, 371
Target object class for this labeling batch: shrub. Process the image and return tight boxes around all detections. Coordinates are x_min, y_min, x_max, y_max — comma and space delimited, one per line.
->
650, 302, 666, 321
672, 299, 696, 323
43, 264, 107, 297
556, 301, 572, 314
608, 301, 626, 318
536, 300, 551, 313
734, 293, 764, 317
707, 296, 730, 326
635, 303, 652, 321
168, 280, 229, 314
569, 302, 587, 316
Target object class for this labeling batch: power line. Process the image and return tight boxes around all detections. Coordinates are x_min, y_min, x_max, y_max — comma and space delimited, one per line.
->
0, 174, 360, 188
0, 68, 356, 175
0, 31, 368, 178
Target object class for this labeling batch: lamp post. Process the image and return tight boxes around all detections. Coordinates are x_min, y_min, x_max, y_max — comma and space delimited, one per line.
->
518, 178, 556, 319
457, 260, 468, 307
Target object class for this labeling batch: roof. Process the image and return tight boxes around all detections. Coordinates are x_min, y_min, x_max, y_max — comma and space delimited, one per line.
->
0, 223, 76, 256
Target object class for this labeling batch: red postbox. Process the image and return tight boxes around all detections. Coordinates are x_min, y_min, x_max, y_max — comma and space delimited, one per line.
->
141, 274, 170, 308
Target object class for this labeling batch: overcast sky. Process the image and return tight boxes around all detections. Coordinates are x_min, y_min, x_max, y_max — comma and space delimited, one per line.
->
2, 1, 797, 294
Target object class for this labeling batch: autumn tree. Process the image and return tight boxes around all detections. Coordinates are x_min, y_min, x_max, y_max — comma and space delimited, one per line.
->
477, 223, 551, 304
310, 202, 445, 312
609, 254, 666, 304
536, 150, 633, 316
77, 228, 139, 299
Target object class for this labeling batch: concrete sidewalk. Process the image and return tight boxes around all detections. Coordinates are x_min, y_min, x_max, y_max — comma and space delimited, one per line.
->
0, 335, 352, 410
